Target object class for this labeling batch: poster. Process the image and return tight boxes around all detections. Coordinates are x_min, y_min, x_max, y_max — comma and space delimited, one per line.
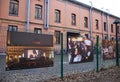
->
6, 31, 54, 70
102, 40, 115, 60
68, 36, 93, 64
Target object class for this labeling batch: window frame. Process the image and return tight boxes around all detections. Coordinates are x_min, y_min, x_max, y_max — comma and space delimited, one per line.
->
111, 24, 114, 33
71, 13, 76, 26
104, 36, 107, 40
8, 25, 18, 31
104, 22, 107, 31
111, 37, 114, 40
9, 0, 19, 16
84, 17, 88, 28
55, 9, 61, 23
117, 26, 119, 33
95, 19, 99, 29
54, 31, 61, 44
35, 4, 42, 20
34, 28, 42, 34
85, 34, 89, 38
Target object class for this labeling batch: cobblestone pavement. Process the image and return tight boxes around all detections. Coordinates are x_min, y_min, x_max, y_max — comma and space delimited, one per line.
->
0, 55, 119, 82
44, 66, 120, 82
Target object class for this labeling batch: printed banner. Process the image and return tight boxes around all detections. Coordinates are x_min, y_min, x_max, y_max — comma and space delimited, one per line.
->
102, 40, 115, 60
68, 36, 93, 64
6, 31, 54, 71
7, 31, 53, 47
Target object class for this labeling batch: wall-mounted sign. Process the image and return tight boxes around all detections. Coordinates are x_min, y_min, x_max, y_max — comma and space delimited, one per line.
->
6, 31, 54, 71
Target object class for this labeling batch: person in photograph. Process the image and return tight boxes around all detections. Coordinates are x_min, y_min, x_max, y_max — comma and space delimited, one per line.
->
33, 49, 39, 58
108, 42, 114, 58
86, 39, 93, 60
112, 41, 116, 58
103, 44, 109, 59
83, 36, 93, 60
27, 49, 39, 60
80, 41, 87, 61
68, 37, 73, 49
69, 48, 82, 63
68, 37, 74, 53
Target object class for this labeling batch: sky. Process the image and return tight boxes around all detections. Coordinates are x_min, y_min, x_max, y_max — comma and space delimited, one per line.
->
76, 0, 120, 18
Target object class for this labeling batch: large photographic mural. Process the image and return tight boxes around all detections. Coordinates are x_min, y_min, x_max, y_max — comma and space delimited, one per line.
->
102, 40, 116, 60
6, 31, 54, 71
68, 36, 93, 64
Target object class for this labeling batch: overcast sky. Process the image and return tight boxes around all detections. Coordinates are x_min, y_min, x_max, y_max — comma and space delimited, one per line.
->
76, 0, 120, 18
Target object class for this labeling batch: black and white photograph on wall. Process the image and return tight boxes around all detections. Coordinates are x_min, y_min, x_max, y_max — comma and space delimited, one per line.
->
102, 40, 115, 60
68, 35, 93, 64
6, 48, 54, 70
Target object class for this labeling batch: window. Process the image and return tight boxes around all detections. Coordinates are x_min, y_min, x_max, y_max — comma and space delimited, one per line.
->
111, 24, 114, 33
95, 19, 99, 29
104, 22, 107, 31
8, 25, 18, 31
34, 28, 42, 34
9, 0, 19, 16
117, 26, 119, 33
85, 34, 89, 38
104, 36, 107, 40
35, 5, 42, 19
55, 31, 60, 44
71, 13, 76, 25
96, 35, 99, 39
111, 37, 114, 40
55, 9, 61, 23
84, 17, 88, 28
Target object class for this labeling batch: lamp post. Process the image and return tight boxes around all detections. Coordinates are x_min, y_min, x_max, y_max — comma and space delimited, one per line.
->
113, 19, 120, 66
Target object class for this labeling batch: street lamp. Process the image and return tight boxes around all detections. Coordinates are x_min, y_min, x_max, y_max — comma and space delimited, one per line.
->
113, 19, 120, 66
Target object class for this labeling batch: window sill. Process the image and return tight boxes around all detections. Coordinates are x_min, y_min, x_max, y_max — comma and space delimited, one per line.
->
35, 18, 42, 20
55, 21, 61, 23
9, 14, 18, 17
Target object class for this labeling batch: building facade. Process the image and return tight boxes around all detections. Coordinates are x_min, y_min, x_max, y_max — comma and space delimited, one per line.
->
0, 0, 120, 54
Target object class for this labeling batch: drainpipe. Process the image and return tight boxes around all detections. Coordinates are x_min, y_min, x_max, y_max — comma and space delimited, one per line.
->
106, 9, 110, 40
89, 1, 93, 39
101, 8, 104, 39
44, 0, 47, 29
47, 0, 50, 29
26, 0, 30, 32
44, 0, 50, 29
